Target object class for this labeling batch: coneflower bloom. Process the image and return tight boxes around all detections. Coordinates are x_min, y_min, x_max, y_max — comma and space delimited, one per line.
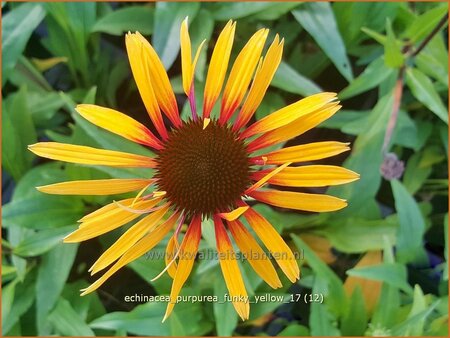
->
28, 19, 358, 321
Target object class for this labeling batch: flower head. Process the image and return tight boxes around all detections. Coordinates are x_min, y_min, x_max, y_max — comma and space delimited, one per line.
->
28, 19, 359, 321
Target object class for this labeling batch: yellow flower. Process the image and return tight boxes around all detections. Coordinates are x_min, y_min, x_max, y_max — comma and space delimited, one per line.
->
28, 19, 359, 321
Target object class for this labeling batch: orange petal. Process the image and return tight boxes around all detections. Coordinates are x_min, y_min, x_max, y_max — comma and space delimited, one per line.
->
37, 178, 155, 195
163, 215, 202, 322
241, 92, 337, 138
219, 28, 269, 124
89, 203, 170, 274
233, 35, 284, 130
218, 206, 249, 221
248, 189, 347, 212
134, 32, 181, 127
214, 216, 249, 320
227, 219, 282, 289
258, 141, 350, 164
344, 250, 382, 314
243, 206, 299, 283
180, 17, 206, 96
165, 235, 179, 279
251, 165, 360, 187
64, 197, 162, 242
245, 162, 291, 194
76, 104, 162, 149
247, 102, 341, 152
125, 33, 167, 138
203, 20, 236, 118
28, 142, 156, 168
80, 212, 179, 296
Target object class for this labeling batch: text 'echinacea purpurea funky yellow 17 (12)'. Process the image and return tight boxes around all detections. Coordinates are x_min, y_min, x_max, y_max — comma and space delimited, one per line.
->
28, 18, 359, 321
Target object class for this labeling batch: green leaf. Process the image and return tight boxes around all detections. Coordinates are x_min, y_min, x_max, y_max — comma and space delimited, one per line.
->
152, 2, 200, 69
47, 298, 95, 336
13, 225, 75, 257
391, 300, 440, 336
93, 5, 154, 35
36, 243, 79, 335
278, 324, 309, 336
320, 217, 397, 253
402, 4, 448, 43
340, 286, 367, 336
292, 2, 353, 81
384, 19, 404, 68
391, 179, 427, 264
3, 196, 84, 230
404, 285, 427, 335
328, 94, 394, 218
271, 61, 322, 97
405, 67, 448, 124
346, 262, 413, 294
213, 277, 238, 336
291, 234, 347, 318
2, 86, 37, 182
2, 3, 46, 85
403, 151, 433, 194
9, 57, 53, 92
339, 57, 395, 99
309, 277, 341, 336
1, 270, 36, 335
211, 2, 282, 20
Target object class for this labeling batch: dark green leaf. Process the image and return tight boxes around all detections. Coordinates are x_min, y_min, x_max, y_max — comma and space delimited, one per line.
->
36, 243, 79, 334
2, 3, 46, 85
292, 3, 353, 81
47, 298, 95, 336
152, 2, 200, 69
402, 4, 448, 43
272, 61, 322, 97
405, 67, 448, 124
93, 6, 154, 36
13, 225, 75, 257
391, 179, 427, 264
340, 286, 368, 336
339, 57, 395, 99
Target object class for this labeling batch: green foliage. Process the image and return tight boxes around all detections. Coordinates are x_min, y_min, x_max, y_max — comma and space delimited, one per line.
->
2, 1, 448, 337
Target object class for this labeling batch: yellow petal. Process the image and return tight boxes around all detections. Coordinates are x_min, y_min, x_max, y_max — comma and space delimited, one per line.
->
219, 28, 269, 123
344, 250, 382, 314
243, 207, 299, 282
28, 142, 156, 168
227, 219, 282, 289
245, 162, 291, 194
234, 35, 284, 130
247, 102, 341, 152
76, 104, 162, 149
165, 235, 179, 279
64, 197, 162, 242
80, 212, 179, 296
218, 206, 249, 221
241, 92, 338, 138
252, 165, 360, 187
248, 189, 347, 212
89, 204, 170, 274
37, 178, 155, 195
180, 17, 206, 96
133, 32, 181, 127
203, 20, 236, 118
214, 216, 249, 320
125, 33, 167, 138
258, 141, 350, 164
163, 215, 202, 322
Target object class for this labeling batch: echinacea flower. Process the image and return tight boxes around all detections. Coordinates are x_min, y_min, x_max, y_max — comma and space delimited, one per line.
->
28, 18, 359, 321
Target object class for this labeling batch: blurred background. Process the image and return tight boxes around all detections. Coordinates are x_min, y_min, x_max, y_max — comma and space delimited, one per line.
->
1, 1, 448, 336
